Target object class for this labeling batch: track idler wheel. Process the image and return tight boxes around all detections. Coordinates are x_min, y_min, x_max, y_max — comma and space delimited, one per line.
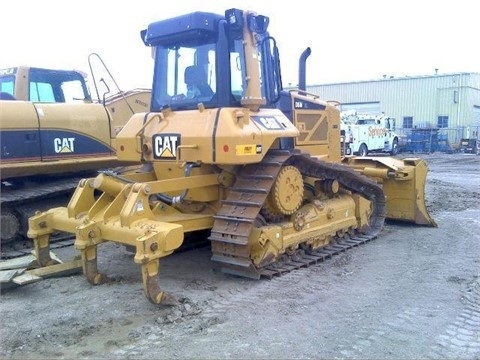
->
1, 210, 21, 244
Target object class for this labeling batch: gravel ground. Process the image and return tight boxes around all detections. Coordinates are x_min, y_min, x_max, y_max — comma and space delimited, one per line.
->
1, 152, 479, 359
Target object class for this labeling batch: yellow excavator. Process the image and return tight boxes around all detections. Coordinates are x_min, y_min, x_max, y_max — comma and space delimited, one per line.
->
28, 8, 436, 305
1, 53, 150, 253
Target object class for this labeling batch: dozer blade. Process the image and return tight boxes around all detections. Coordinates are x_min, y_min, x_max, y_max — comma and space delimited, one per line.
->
342, 156, 437, 227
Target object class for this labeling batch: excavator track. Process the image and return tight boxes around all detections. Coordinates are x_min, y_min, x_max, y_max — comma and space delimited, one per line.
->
1, 178, 79, 206
0, 235, 75, 260
209, 149, 386, 279
1, 177, 85, 255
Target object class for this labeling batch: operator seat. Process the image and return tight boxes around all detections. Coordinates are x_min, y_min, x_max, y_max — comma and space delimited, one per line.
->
184, 66, 214, 98
0, 92, 16, 100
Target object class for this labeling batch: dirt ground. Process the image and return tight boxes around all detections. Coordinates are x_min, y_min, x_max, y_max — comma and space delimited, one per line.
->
1, 152, 479, 359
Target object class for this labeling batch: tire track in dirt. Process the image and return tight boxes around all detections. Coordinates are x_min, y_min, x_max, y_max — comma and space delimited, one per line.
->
429, 277, 480, 359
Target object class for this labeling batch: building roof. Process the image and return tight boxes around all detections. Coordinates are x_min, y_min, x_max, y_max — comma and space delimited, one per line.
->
310, 72, 480, 87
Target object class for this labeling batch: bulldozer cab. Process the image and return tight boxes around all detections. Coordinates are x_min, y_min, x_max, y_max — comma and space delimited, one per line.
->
111, 8, 300, 167
143, 9, 281, 113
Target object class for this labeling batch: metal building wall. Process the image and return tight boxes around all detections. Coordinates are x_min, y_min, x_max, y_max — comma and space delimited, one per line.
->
307, 73, 480, 133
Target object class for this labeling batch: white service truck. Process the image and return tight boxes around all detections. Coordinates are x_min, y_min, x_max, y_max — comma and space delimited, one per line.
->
341, 111, 400, 156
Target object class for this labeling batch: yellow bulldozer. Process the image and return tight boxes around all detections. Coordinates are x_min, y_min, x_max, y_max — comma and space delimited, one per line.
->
28, 9, 436, 305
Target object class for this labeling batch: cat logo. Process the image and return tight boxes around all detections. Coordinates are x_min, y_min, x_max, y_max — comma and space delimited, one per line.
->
251, 116, 283, 130
54, 137, 75, 153
153, 134, 180, 159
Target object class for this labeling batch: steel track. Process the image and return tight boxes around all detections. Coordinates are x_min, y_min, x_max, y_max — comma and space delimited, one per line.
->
258, 234, 375, 278
209, 148, 386, 279
0, 234, 76, 260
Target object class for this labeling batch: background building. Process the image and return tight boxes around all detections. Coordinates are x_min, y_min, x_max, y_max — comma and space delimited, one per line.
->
306, 72, 480, 151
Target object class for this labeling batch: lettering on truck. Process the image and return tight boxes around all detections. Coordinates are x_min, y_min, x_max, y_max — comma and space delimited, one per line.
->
368, 127, 387, 137
341, 112, 399, 156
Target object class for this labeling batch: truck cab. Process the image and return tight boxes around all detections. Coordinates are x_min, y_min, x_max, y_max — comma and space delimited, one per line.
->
341, 111, 399, 156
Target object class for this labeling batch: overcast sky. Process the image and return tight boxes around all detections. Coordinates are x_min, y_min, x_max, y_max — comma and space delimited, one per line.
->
1, 0, 478, 91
